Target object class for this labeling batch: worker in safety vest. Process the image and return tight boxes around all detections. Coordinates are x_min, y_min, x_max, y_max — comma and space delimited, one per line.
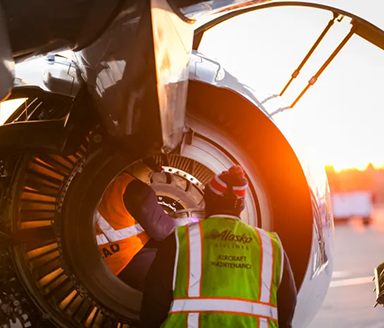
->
140, 165, 297, 328
95, 163, 197, 292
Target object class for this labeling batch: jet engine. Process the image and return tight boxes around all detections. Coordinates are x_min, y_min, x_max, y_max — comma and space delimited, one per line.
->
0, 1, 356, 327
0, 52, 328, 328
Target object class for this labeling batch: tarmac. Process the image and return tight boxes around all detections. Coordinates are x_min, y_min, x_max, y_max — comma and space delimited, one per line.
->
308, 205, 384, 328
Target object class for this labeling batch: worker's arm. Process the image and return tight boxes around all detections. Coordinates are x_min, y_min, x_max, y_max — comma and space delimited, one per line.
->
277, 251, 297, 328
140, 233, 176, 328
124, 179, 197, 240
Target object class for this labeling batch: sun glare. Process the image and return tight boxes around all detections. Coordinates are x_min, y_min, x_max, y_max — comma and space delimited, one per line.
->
0, 98, 27, 124
333, 163, 369, 173
199, 5, 384, 173
332, 161, 384, 173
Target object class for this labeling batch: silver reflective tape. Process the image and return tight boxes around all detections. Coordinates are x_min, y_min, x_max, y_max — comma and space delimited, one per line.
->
187, 223, 202, 297
171, 298, 278, 320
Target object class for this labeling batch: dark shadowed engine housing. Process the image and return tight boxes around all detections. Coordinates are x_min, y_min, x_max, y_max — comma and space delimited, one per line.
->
2, 0, 126, 59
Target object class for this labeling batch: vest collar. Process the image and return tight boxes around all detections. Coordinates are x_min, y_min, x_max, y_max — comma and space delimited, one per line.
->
207, 214, 241, 221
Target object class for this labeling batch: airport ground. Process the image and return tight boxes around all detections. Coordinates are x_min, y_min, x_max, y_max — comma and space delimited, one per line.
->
308, 204, 384, 328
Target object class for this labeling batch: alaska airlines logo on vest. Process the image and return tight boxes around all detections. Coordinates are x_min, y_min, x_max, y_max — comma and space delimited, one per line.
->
207, 229, 253, 250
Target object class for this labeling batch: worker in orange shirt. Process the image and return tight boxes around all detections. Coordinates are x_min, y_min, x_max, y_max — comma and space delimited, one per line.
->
95, 162, 197, 291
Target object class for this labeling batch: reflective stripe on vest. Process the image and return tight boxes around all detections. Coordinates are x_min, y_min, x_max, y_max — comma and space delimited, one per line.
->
187, 223, 203, 297
255, 228, 275, 303
95, 211, 145, 245
170, 298, 278, 319
165, 216, 283, 327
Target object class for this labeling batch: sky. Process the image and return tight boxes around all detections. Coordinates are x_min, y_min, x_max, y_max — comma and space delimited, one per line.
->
198, 1, 384, 171
1, 1, 384, 171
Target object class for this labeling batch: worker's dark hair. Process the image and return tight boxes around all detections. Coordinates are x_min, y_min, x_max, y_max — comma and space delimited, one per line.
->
203, 165, 248, 218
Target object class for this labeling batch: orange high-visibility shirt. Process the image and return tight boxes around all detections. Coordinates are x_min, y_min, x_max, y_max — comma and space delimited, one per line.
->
96, 173, 150, 275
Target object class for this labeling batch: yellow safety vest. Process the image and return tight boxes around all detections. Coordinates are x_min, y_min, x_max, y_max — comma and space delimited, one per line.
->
162, 216, 283, 327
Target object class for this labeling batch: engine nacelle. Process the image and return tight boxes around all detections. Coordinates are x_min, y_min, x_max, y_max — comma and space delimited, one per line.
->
0, 35, 333, 328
